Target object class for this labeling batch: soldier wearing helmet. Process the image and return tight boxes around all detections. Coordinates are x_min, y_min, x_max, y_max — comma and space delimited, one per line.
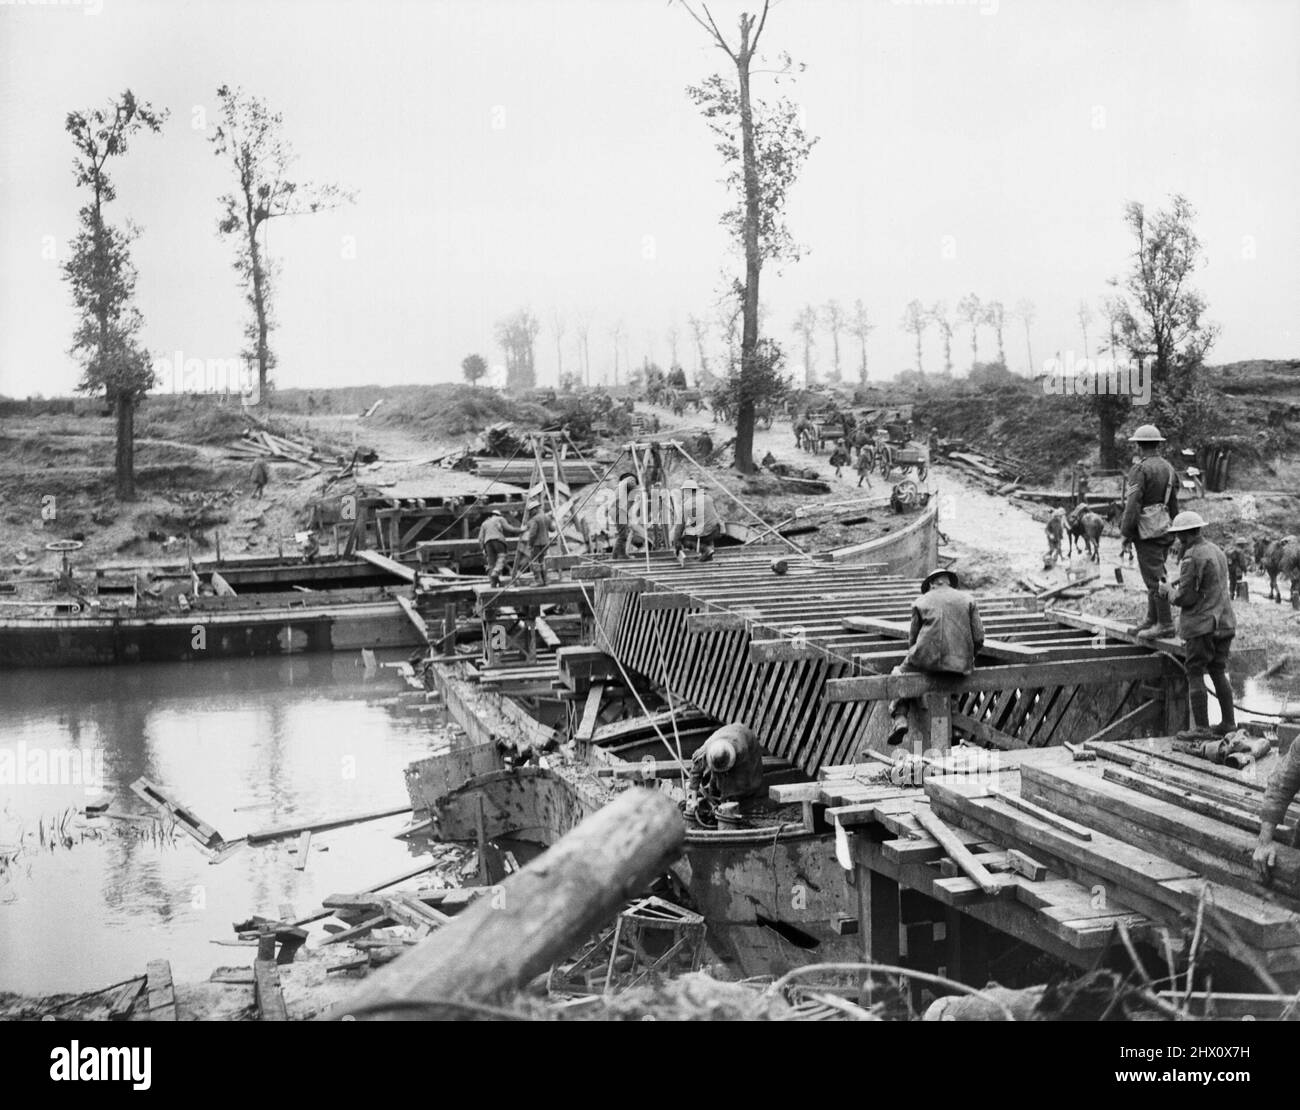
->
686, 722, 765, 824
671, 477, 723, 563
1162, 510, 1236, 738
1120, 424, 1181, 639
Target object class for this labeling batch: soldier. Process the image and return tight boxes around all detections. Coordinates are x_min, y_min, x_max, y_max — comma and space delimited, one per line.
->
686, 723, 765, 824
1074, 460, 1091, 507
611, 472, 640, 559
1227, 540, 1250, 600
1045, 507, 1066, 566
1163, 511, 1237, 738
855, 447, 874, 488
478, 509, 522, 587
522, 508, 553, 585
672, 478, 723, 563
1120, 424, 1180, 639
250, 458, 269, 499
1255, 740, 1300, 884
301, 530, 320, 564
886, 569, 985, 746
828, 443, 850, 479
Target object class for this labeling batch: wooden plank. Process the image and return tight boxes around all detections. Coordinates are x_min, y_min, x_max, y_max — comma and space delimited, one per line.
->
914, 806, 1011, 896
992, 788, 1093, 840
357, 548, 417, 583
294, 830, 312, 871
1079, 698, 1163, 746
145, 959, 176, 1021
1101, 765, 1287, 837
254, 959, 289, 1021
576, 683, 605, 742
105, 976, 146, 1019
130, 777, 224, 850
842, 616, 1046, 661
826, 655, 1173, 702
396, 594, 431, 643
247, 804, 411, 844
1006, 849, 1048, 881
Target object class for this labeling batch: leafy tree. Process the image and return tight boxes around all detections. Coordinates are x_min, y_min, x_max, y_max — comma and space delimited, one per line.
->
849, 299, 875, 385
211, 85, 352, 403
494, 308, 541, 392
927, 301, 953, 375
957, 293, 983, 370
681, 0, 817, 472
1110, 194, 1218, 453
461, 353, 488, 386
63, 90, 167, 500
901, 300, 928, 374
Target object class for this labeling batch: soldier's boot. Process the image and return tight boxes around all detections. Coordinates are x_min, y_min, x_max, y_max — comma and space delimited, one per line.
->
1188, 685, 1210, 729
1132, 592, 1159, 635
1209, 666, 1237, 734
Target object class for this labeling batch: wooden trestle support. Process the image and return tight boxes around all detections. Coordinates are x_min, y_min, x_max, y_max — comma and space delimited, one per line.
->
588, 552, 1188, 774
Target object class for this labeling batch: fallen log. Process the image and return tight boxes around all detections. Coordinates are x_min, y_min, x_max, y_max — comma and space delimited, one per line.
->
328, 788, 683, 1018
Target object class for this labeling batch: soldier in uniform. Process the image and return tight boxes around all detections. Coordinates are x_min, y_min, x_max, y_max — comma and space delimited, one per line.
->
1164, 510, 1236, 738
1226, 540, 1250, 600
686, 723, 765, 824
1120, 424, 1180, 639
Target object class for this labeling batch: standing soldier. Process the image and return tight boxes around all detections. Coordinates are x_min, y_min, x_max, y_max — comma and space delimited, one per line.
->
1120, 424, 1180, 639
828, 443, 850, 479
1163, 511, 1237, 737
855, 446, 875, 488
522, 508, 554, 585
611, 472, 640, 559
1074, 460, 1091, 508
478, 509, 522, 588
250, 458, 269, 499
1045, 507, 1066, 567
1227, 540, 1250, 600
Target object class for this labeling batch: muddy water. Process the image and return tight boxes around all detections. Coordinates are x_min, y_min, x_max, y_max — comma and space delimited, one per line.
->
0, 653, 447, 995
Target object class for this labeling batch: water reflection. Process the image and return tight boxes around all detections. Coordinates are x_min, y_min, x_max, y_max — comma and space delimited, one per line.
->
0, 653, 446, 995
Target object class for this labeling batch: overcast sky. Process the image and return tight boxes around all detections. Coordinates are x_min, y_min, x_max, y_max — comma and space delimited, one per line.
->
1, 0, 1297, 398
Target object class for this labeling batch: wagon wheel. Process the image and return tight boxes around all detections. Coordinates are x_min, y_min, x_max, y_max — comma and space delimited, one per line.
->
892, 479, 920, 508
878, 444, 893, 478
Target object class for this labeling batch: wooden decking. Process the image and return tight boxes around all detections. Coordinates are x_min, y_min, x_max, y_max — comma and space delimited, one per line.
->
818, 736, 1300, 979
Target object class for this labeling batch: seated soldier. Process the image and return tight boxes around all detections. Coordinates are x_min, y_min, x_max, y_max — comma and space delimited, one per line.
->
686, 723, 764, 825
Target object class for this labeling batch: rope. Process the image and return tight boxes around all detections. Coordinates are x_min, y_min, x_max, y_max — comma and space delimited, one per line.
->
671, 438, 803, 554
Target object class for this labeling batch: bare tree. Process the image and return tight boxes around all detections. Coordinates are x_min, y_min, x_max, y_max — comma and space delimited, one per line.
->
985, 300, 1007, 367
666, 322, 680, 370
849, 298, 875, 385
610, 319, 626, 385
1014, 298, 1036, 374
927, 301, 953, 375
575, 310, 593, 387
1077, 300, 1094, 359
822, 299, 844, 382
211, 85, 352, 403
551, 308, 566, 382
687, 313, 710, 383
792, 304, 819, 386
901, 300, 928, 374
957, 293, 983, 370
680, 0, 816, 473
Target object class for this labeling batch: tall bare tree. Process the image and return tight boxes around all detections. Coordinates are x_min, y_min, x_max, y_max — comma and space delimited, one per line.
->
1077, 300, 1094, 359
680, 0, 816, 473
849, 298, 875, 385
927, 301, 953, 376
822, 299, 844, 382
574, 310, 594, 386
985, 299, 1007, 367
551, 308, 566, 382
957, 293, 983, 371
666, 322, 680, 370
610, 319, 626, 385
210, 86, 352, 403
792, 304, 819, 386
63, 90, 167, 501
1014, 298, 1036, 374
901, 300, 928, 374
687, 313, 710, 383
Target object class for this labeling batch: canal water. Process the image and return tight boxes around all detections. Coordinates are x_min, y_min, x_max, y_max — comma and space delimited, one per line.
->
0, 653, 449, 996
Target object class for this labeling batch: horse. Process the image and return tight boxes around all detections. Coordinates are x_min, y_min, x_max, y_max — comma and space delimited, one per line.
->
1066, 506, 1106, 563
1257, 534, 1300, 604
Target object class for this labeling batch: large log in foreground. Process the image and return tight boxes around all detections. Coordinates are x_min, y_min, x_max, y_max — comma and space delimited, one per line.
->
329, 788, 684, 1019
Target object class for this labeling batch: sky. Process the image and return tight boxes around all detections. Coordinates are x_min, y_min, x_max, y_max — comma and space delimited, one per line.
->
1, 0, 1297, 398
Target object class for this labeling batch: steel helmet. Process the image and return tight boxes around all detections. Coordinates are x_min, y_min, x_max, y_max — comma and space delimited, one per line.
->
1168, 511, 1207, 532
680, 478, 699, 491
921, 568, 960, 594
706, 738, 737, 773
1128, 424, 1166, 443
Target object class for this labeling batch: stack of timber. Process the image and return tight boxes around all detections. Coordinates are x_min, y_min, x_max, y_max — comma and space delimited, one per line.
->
471, 456, 605, 488
909, 739, 1300, 976
588, 553, 1186, 776
937, 447, 1026, 493
225, 428, 324, 469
